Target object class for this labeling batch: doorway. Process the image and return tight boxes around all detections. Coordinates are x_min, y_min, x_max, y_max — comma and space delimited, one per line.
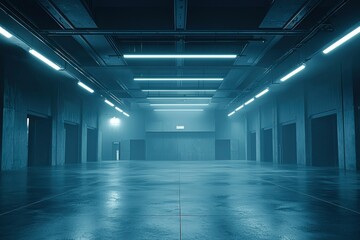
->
311, 114, 338, 167
27, 115, 52, 166
64, 123, 80, 164
112, 141, 120, 160
87, 128, 98, 162
261, 128, 273, 162
281, 123, 297, 164
247, 132, 256, 161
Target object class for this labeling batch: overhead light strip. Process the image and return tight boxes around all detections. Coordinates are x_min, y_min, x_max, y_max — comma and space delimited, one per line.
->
124, 54, 237, 59
235, 105, 244, 111
147, 97, 212, 100
245, 98, 255, 105
104, 99, 114, 107
255, 88, 269, 98
323, 26, 360, 54
228, 111, 235, 117
115, 107, 123, 113
154, 109, 204, 112
134, 77, 223, 81
0, 26, 12, 38
280, 64, 305, 82
29, 49, 62, 71
142, 89, 217, 92
123, 112, 130, 117
150, 103, 208, 106
77, 82, 94, 93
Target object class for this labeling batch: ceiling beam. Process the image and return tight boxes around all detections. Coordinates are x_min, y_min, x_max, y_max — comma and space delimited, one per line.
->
41, 29, 307, 37
174, 0, 187, 30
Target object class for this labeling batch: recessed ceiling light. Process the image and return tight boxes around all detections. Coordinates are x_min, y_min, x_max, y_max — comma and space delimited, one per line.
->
235, 105, 244, 111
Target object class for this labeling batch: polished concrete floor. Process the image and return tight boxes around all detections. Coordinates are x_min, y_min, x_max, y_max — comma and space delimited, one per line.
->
0, 161, 360, 239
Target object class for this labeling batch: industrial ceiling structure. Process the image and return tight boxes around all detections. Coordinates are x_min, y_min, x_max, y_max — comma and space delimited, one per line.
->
0, 0, 359, 115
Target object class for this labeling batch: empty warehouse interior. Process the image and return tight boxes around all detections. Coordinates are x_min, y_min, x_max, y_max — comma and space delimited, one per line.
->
0, 0, 360, 239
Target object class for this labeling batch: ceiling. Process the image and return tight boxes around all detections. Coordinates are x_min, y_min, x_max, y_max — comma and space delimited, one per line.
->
0, 0, 358, 112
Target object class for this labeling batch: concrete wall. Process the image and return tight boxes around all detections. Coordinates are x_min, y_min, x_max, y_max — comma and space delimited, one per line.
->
99, 108, 244, 161
0, 48, 100, 170
241, 45, 359, 170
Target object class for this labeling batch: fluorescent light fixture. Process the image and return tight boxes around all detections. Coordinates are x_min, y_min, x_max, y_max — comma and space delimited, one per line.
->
280, 64, 305, 82
245, 98, 255, 105
142, 89, 217, 92
176, 125, 185, 130
77, 82, 94, 93
255, 88, 269, 98
0, 26, 12, 38
104, 99, 115, 107
154, 109, 204, 112
235, 104, 244, 111
228, 111, 235, 117
124, 54, 237, 59
147, 97, 212, 100
115, 107, 123, 113
150, 104, 208, 106
109, 117, 120, 126
134, 77, 223, 81
123, 112, 130, 117
29, 49, 62, 71
323, 26, 360, 54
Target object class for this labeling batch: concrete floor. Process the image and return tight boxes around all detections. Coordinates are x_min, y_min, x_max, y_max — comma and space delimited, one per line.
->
0, 161, 360, 240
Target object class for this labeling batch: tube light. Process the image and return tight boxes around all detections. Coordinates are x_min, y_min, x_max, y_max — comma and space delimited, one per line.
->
115, 107, 123, 113
104, 99, 114, 107
176, 125, 185, 130
323, 26, 360, 54
77, 82, 94, 93
147, 97, 212, 100
0, 26, 12, 38
29, 49, 62, 71
255, 88, 269, 98
123, 112, 130, 117
245, 98, 255, 105
154, 109, 204, 112
235, 105, 244, 111
150, 104, 208, 106
134, 78, 223, 81
124, 54, 237, 59
280, 64, 305, 82
142, 89, 217, 92
228, 111, 235, 117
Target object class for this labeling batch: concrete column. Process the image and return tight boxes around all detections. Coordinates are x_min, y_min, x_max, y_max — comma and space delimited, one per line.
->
338, 60, 357, 170
272, 98, 279, 164
296, 84, 307, 165
51, 83, 65, 166
256, 108, 261, 162
80, 100, 87, 163
244, 114, 248, 160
